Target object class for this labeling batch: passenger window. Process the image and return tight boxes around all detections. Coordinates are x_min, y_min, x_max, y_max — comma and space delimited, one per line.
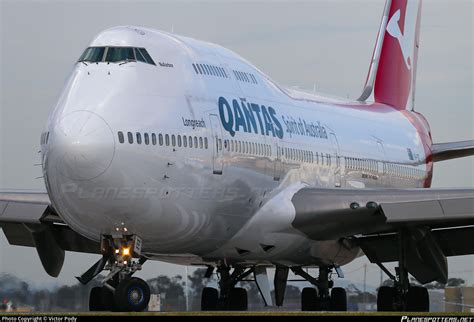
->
194, 136, 198, 148
159, 134, 163, 145
189, 136, 193, 148
128, 132, 133, 144
118, 131, 124, 144
144, 133, 149, 145
196, 64, 203, 74
165, 134, 170, 146
192, 64, 198, 74
204, 137, 208, 149
152, 133, 157, 145
171, 135, 176, 147
200, 137, 203, 149
183, 135, 187, 147
178, 135, 182, 147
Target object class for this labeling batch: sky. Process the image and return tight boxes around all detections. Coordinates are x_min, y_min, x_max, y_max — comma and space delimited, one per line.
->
0, 0, 473, 291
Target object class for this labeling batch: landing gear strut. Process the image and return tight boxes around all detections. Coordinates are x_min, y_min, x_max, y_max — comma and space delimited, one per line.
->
376, 229, 430, 312
292, 266, 347, 311
78, 234, 151, 312
200, 265, 253, 311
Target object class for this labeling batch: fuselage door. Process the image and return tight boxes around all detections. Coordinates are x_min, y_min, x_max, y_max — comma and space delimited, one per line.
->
376, 140, 386, 182
329, 133, 341, 187
209, 114, 224, 175
274, 143, 282, 181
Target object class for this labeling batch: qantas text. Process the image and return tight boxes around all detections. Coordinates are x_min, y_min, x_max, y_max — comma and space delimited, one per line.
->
218, 96, 328, 140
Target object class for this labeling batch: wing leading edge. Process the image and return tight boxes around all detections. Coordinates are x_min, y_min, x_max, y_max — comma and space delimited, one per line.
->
290, 187, 474, 284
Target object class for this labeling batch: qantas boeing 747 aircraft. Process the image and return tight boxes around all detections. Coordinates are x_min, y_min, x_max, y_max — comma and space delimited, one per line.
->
1, 0, 473, 312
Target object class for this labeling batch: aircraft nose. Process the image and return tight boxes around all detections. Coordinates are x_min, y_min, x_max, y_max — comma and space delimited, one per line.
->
50, 110, 115, 181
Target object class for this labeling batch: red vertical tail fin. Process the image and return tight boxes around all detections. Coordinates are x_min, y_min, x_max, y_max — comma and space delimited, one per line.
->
359, 0, 423, 110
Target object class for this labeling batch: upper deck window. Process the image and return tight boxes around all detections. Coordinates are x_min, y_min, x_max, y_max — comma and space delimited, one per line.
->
78, 46, 155, 65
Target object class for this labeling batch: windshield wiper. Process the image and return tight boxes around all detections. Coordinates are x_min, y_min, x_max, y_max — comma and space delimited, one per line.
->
119, 59, 136, 66
79, 60, 89, 66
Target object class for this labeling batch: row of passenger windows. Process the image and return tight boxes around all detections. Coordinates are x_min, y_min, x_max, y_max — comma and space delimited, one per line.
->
116, 130, 425, 179
233, 70, 258, 84
384, 163, 425, 180
220, 139, 272, 157
345, 156, 425, 179
118, 132, 208, 149
346, 157, 377, 172
78, 47, 156, 65
279, 147, 331, 165
192, 63, 228, 78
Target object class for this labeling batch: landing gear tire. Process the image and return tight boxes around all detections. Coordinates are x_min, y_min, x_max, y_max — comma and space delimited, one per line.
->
201, 287, 219, 311
101, 286, 115, 311
301, 287, 318, 311
330, 287, 347, 311
114, 277, 151, 312
229, 288, 248, 311
89, 287, 104, 311
406, 286, 429, 312
377, 286, 396, 312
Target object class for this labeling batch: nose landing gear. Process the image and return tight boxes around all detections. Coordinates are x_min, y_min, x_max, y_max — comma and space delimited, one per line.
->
77, 235, 151, 312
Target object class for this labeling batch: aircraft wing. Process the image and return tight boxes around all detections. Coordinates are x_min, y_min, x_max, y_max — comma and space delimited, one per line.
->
431, 140, 474, 162
0, 190, 100, 277
291, 187, 474, 283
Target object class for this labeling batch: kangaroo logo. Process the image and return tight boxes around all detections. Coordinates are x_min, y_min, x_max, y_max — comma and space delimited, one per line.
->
386, 8, 413, 70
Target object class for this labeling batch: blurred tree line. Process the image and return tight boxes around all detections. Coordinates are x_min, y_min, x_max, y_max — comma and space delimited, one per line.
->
3, 270, 464, 312
0, 269, 301, 312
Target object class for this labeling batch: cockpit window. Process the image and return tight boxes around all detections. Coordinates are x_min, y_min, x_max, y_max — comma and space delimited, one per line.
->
78, 46, 156, 65
78, 47, 105, 63
134, 48, 146, 63
106, 47, 135, 63
138, 48, 156, 65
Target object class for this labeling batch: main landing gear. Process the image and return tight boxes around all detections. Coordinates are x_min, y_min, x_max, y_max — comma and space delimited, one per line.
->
77, 234, 151, 312
200, 265, 254, 311
376, 230, 430, 312
292, 266, 347, 311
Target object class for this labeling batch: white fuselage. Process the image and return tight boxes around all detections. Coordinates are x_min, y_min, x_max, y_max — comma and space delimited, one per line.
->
40, 26, 432, 267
